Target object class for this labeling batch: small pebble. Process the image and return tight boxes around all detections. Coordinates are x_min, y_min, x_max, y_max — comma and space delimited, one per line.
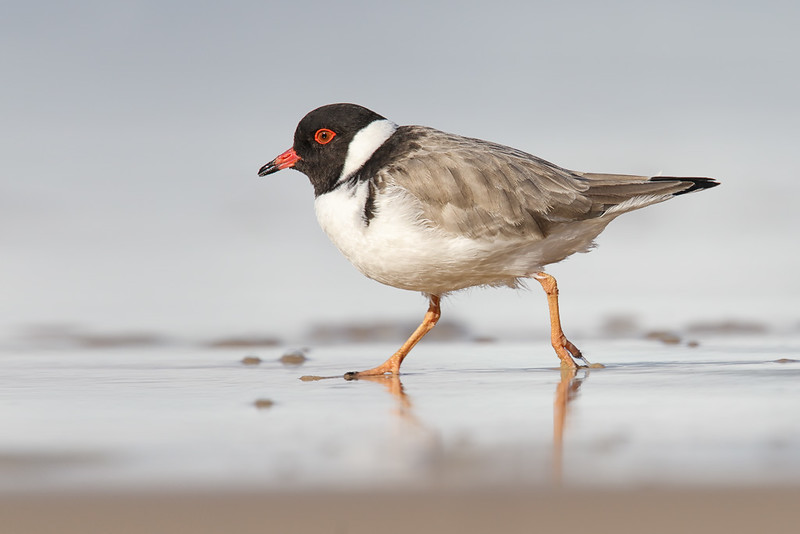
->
241, 356, 262, 365
280, 350, 308, 366
645, 331, 682, 344
253, 398, 275, 409
299, 375, 324, 381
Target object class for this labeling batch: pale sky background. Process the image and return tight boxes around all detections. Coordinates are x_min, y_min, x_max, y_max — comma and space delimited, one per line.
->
2, 0, 799, 344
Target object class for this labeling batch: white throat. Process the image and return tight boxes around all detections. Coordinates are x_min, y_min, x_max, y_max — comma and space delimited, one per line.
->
338, 119, 398, 183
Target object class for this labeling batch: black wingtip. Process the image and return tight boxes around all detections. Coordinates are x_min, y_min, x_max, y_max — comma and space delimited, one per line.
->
649, 176, 720, 195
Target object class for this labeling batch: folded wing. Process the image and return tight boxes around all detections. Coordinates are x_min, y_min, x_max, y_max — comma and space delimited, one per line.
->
373, 126, 717, 240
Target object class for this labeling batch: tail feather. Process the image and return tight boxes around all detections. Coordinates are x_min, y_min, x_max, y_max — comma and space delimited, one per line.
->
575, 172, 720, 216
648, 176, 720, 195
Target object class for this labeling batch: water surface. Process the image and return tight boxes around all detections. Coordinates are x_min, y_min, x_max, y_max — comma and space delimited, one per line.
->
1, 336, 798, 492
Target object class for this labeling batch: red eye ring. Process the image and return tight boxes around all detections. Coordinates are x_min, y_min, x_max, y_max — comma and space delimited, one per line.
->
314, 128, 336, 145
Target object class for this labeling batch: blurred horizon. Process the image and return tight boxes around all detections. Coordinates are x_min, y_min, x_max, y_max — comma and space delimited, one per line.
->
2, 1, 799, 346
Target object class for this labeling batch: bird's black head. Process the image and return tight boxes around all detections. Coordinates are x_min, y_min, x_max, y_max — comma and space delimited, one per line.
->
258, 103, 387, 196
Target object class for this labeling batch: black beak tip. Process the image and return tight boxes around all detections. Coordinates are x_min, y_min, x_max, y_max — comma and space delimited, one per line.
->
257, 162, 277, 177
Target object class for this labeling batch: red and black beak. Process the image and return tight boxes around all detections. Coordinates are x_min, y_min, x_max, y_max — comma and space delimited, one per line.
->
258, 148, 301, 176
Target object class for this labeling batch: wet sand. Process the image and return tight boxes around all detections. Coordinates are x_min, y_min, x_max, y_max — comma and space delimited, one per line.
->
1, 335, 799, 531
4, 488, 800, 534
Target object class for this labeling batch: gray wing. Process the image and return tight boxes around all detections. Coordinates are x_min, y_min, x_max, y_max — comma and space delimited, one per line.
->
374, 126, 695, 240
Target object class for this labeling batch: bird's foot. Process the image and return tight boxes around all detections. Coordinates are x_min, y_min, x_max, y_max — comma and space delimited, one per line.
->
343, 356, 400, 380
556, 337, 604, 369
564, 339, 588, 366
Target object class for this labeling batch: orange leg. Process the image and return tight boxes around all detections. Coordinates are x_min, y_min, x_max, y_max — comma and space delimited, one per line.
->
345, 295, 441, 378
534, 272, 587, 369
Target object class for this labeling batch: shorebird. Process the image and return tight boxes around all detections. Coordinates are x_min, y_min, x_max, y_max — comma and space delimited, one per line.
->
259, 103, 718, 376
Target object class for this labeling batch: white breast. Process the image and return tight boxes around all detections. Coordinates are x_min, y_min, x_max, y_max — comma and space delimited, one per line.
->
314, 181, 608, 295
314, 181, 450, 291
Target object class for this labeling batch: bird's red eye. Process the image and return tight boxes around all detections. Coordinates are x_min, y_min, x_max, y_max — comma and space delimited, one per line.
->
314, 128, 336, 145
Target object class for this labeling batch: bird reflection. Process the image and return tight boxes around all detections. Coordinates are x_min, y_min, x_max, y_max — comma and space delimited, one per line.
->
349, 374, 419, 427
349, 366, 589, 486
552, 366, 587, 485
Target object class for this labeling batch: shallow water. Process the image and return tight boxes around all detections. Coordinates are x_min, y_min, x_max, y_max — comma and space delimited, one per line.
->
1, 336, 799, 492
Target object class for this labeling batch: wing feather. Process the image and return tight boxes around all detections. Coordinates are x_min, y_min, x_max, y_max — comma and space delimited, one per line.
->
373, 127, 595, 239
371, 126, 707, 239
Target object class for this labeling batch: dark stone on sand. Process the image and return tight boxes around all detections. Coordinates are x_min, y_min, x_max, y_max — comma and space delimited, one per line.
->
601, 315, 640, 337
644, 331, 682, 344
299, 375, 324, 381
685, 320, 768, 335
75, 333, 166, 348
241, 356, 262, 365
207, 337, 281, 348
307, 320, 469, 344
21, 325, 168, 349
253, 399, 275, 409
279, 349, 308, 366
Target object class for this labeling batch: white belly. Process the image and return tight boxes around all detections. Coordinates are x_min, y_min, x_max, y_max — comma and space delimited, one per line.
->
314, 181, 609, 295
